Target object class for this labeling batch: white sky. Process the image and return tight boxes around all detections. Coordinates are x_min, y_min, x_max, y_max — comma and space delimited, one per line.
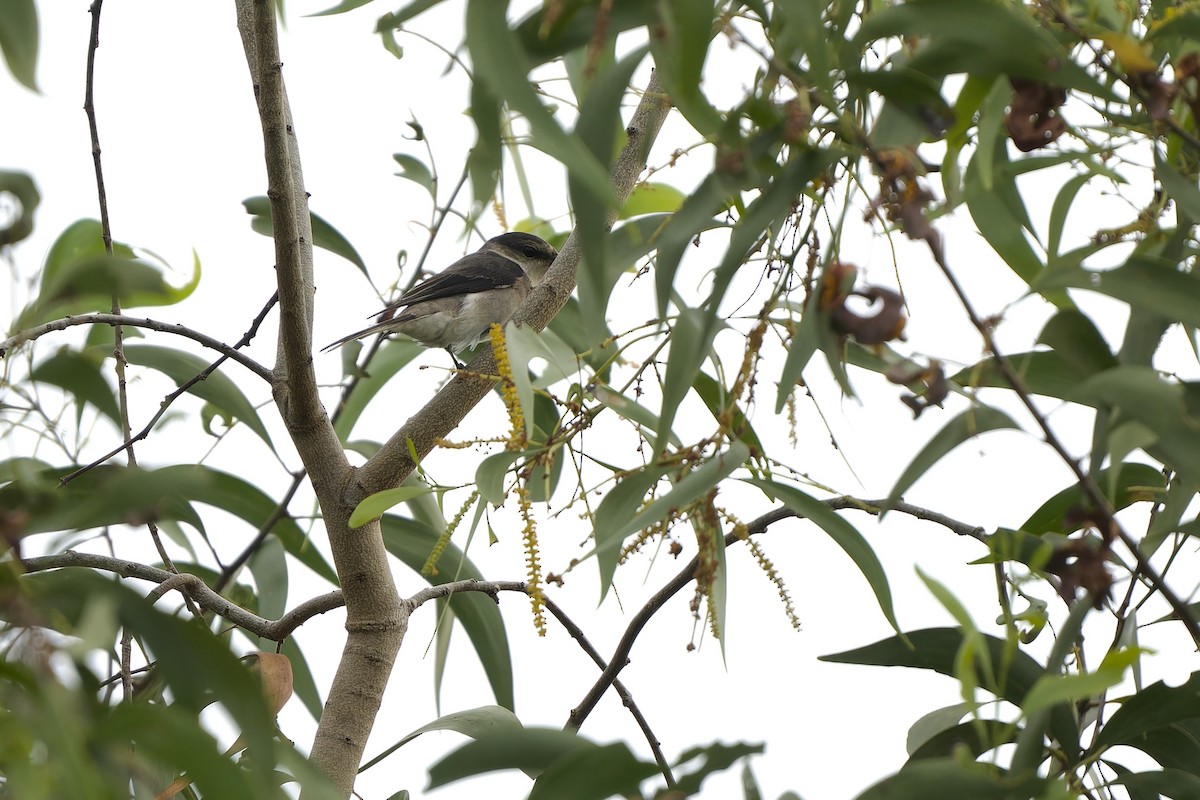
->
3, 2, 1198, 799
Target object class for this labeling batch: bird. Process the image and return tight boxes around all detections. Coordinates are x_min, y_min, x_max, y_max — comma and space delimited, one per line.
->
322, 232, 558, 365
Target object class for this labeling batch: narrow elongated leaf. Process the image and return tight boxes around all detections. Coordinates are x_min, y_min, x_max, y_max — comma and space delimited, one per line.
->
332, 339, 424, 440
854, 757, 1046, 800
853, 0, 1112, 97
0, 169, 40, 245
908, 720, 1018, 762
570, 44, 650, 289
951, 351, 1089, 400
1114, 770, 1200, 799
1155, 151, 1200, 220
350, 485, 434, 528
648, 0, 722, 136
30, 349, 120, 425
363, 706, 523, 772
465, 0, 615, 207
1036, 310, 1117, 378
0, 0, 37, 90
747, 478, 899, 632
124, 344, 273, 448
528, 742, 659, 800
594, 441, 751, 599
428, 727, 596, 788
1035, 256, 1200, 330
514, 0, 658, 66
161, 465, 336, 584
656, 307, 719, 453
393, 154, 435, 195
244, 196, 366, 273
885, 406, 1022, 509
620, 183, 686, 219
1022, 648, 1139, 716
821, 628, 1080, 762
1093, 669, 1200, 749
1019, 463, 1165, 536
673, 741, 765, 795
1074, 366, 1200, 483
692, 371, 764, 457
381, 515, 514, 709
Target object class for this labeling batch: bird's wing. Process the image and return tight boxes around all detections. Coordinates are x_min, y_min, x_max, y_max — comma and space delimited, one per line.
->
389, 252, 526, 308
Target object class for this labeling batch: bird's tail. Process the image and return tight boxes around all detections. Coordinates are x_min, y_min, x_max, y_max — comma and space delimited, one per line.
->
320, 320, 397, 352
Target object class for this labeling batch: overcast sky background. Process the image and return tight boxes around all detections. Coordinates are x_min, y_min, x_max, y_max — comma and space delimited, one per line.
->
4, 2, 1197, 798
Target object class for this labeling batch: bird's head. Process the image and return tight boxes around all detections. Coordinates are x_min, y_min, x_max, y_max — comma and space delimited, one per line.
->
482, 232, 558, 284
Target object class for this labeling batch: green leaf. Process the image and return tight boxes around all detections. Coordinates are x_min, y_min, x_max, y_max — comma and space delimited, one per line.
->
570, 44, 650, 289
852, 0, 1113, 97
428, 727, 595, 788
747, 478, 900, 633
164, 465, 337, 585
673, 741, 765, 795
1155, 151, 1200, 221
281, 636, 324, 722
332, 338, 424, 440
528, 742, 660, 800
380, 515, 514, 709
1022, 648, 1140, 716
0, 0, 38, 91
588, 383, 683, 448
649, 0, 723, 136
908, 720, 1018, 761
19, 220, 199, 327
1093, 669, 1200, 750
951, 350, 1089, 400
620, 182, 686, 219
1035, 256, 1200, 330
964, 146, 1045, 287
885, 406, 1022, 509
123, 344, 274, 449
247, 534, 288, 622
465, 0, 616, 208
362, 706, 523, 773
1019, 463, 1165, 536
1114, 770, 1200, 799
656, 307, 720, 453
593, 441, 751, 600
243, 196, 367, 274
393, 154, 435, 196
1074, 366, 1200, 483
775, 288, 823, 413
0, 464, 207, 537
29, 348, 121, 425
822, 628, 1080, 763
0, 169, 40, 245
853, 757, 1046, 800
513, 0, 658, 66
1036, 310, 1118, 378
350, 485, 435, 528
475, 452, 523, 506
692, 371, 764, 458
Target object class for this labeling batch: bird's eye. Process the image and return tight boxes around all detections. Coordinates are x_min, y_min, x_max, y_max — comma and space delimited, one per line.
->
524, 246, 539, 257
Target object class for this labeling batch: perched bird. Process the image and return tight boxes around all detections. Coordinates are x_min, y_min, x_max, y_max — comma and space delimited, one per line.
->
322, 232, 558, 364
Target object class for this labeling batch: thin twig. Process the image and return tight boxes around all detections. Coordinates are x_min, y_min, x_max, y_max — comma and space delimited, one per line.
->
544, 596, 677, 789
215, 467, 305, 593
566, 496, 988, 729
59, 294, 279, 486
0, 312, 274, 381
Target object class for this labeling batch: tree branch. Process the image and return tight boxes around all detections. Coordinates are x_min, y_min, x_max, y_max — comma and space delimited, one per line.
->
20, 552, 344, 640
0, 313, 273, 382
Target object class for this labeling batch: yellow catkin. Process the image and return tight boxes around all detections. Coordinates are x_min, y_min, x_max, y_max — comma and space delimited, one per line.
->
516, 484, 547, 636
421, 490, 479, 577
488, 323, 526, 451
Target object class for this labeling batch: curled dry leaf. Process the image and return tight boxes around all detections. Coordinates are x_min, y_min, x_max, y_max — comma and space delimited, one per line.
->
886, 359, 948, 418
1005, 78, 1067, 152
830, 287, 907, 346
247, 651, 294, 715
